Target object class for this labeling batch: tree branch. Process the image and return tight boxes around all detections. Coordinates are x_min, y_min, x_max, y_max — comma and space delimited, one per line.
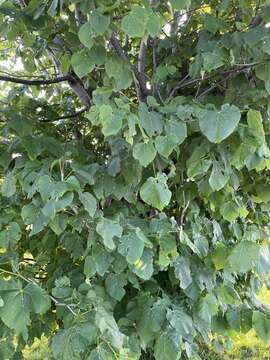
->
75, 3, 86, 27
0, 74, 71, 86
249, 14, 262, 28
137, 40, 149, 102
110, 33, 149, 102
110, 32, 129, 62
41, 107, 88, 122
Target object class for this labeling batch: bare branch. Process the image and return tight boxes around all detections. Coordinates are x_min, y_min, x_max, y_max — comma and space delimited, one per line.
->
67, 75, 91, 108
0, 74, 71, 86
110, 32, 129, 62
138, 40, 149, 102
249, 14, 262, 28
42, 107, 88, 122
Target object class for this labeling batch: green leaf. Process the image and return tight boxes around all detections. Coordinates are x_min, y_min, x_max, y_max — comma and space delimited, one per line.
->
1, 172, 16, 197
139, 104, 164, 137
247, 109, 265, 145
170, 0, 191, 10
118, 228, 146, 264
105, 56, 133, 90
164, 119, 187, 145
209, 162, 229, 191
154, 329, 182, 360
47, 0, 58, 17
229, 241, 261, 273
52, 323, 97, 360
99, 106, 123, 136
79, 192, 97, 217
78, 22, 94, 49
146, 13, 161, 37
211, 244, 230, 270
133, 142, 157, 167
203, 52, 224, 72
174, 256, 192, 289
137, 298, 168, 346
132, 249, 154, 280
24, 283, 51, 315
89, 11, 110, 36
159, 233, 177, 267
71, 50, 94, 78
253, 311, 270, 343
167, 307, 193, 338
121, 6, 148, 38
96, 218, 123, 250
105, 273, 127, 300
155, 135, 177, 158
0, 280, 29, 335
0, 222, 21, 248
84, 256, 96, 278
0, 280, 50, 335
220, 201, 243, 221
199, 104, 241, 143
140, 174, 172, 211
95, 307, 125, 350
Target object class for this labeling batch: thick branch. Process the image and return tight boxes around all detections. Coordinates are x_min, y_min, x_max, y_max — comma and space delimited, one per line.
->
75, 3, 86, 27
249, 14, 262, 28
138, 41, 149, 102
0, 74, 71, 86
67, 75, 91, 108
110, 33, 129, 62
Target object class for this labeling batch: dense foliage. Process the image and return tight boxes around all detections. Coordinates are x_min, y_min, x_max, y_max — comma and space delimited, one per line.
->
1, 0, 270, 359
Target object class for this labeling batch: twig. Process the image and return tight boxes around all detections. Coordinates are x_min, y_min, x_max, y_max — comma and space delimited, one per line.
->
0, 268, 78, 316
179, 200, 190, 240
53, 107, 88, 121
49, 296, 77, 316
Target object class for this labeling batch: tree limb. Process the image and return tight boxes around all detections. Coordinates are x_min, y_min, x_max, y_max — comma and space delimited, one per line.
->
41, 107, 88, 122
137, 40, 149, 102
249, 14, 262, 28
0, 74, 71, 85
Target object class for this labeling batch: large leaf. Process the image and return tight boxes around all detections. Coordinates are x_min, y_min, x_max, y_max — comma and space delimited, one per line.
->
140, 174, 171, 211
228, 241, 261, 273
199, 104, 241, 143
133, 142, 157, 167
96, 218, 123, 250
253, 311, 270, 343
121, 6, 148, 38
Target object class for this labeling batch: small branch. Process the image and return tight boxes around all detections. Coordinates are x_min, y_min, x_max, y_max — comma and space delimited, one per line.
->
50, 295, 77, 316
110, 33, 149, 102
0, 268, 77, 316
41, 107, 88, 122
0, 74, 71, 86
54, 107, 88, 121
179, 200, 190, 241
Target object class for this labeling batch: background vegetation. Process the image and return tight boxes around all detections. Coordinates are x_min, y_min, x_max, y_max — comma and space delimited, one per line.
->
1, 0, 270, 359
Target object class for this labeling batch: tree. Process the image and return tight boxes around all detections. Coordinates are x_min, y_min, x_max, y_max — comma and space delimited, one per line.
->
0, 0, 270, 359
